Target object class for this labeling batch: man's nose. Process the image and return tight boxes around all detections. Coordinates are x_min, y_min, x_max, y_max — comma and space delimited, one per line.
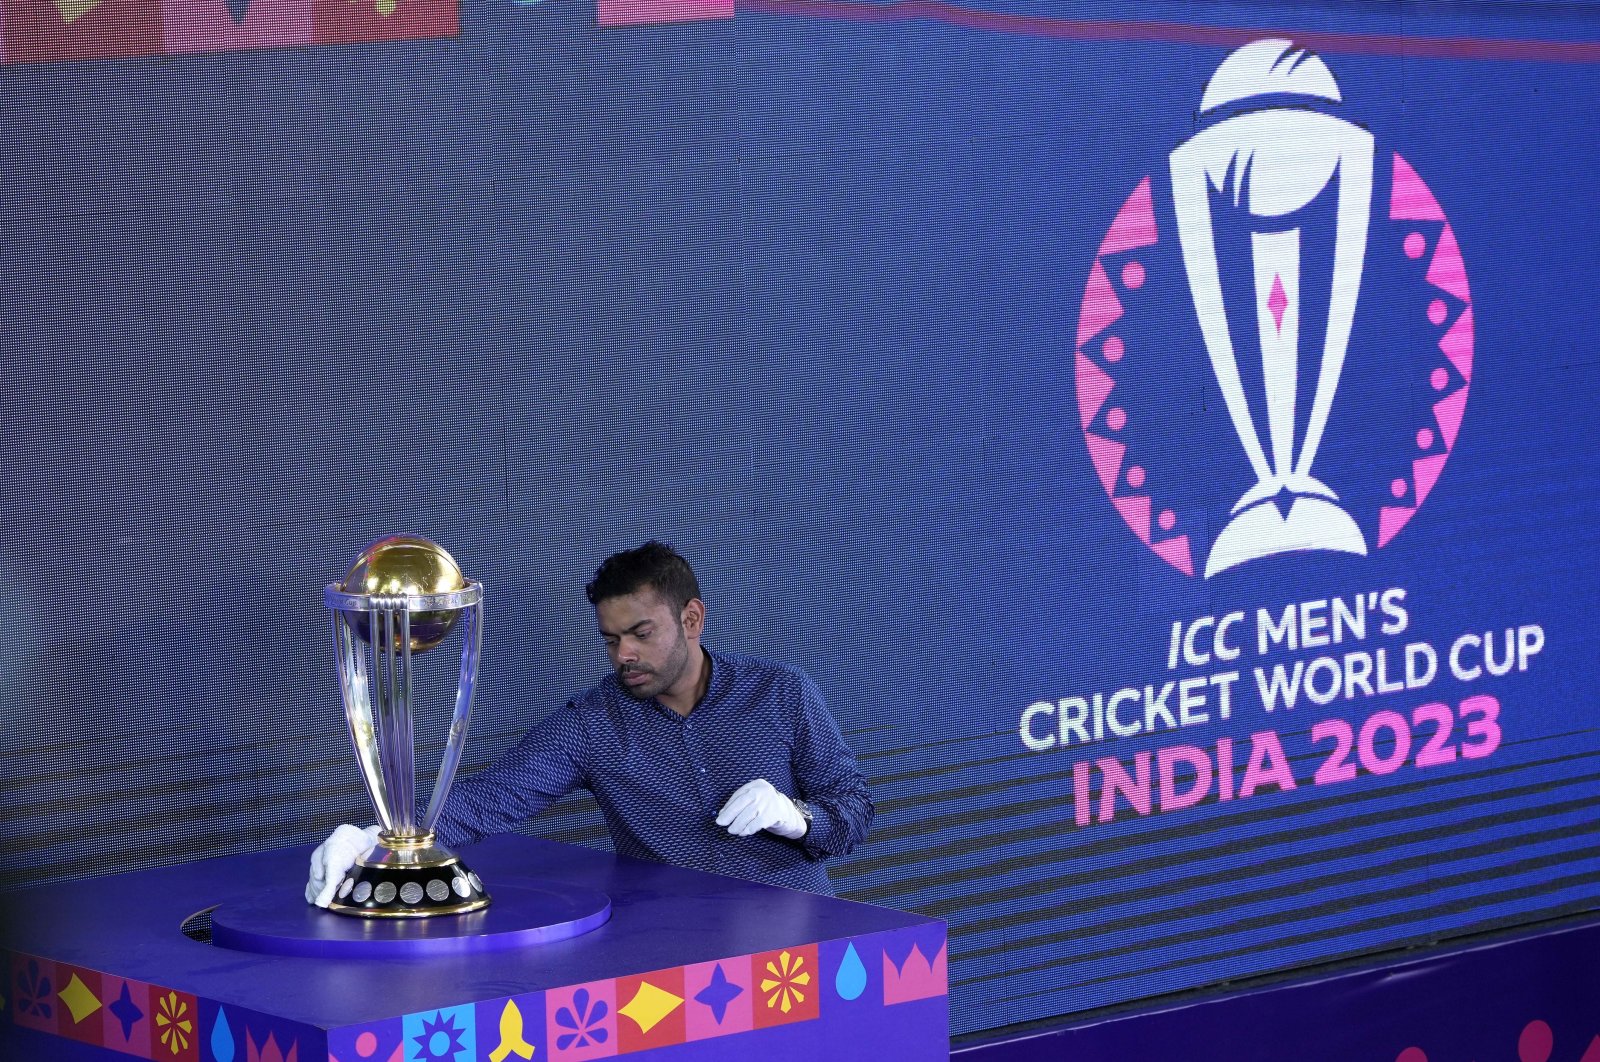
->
616, 639, 640, 663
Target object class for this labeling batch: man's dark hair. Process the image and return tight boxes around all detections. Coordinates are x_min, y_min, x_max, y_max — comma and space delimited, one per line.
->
585, 540, 702, 612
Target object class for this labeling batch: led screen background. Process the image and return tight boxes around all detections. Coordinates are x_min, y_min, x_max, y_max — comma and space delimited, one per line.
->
1, 0, 1598, 1039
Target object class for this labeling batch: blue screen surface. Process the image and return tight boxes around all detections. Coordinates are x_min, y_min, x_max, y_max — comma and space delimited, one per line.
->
1, 0, 1598, 1037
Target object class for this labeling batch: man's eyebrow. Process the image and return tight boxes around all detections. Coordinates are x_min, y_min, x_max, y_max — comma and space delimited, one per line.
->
599, 618, 653, 638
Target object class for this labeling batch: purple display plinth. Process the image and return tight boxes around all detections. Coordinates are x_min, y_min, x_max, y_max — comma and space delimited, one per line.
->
211, 881, 612, 958
0, 836, 949, 1062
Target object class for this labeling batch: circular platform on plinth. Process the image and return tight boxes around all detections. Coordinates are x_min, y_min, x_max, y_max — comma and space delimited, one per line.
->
209, 881, 611, 959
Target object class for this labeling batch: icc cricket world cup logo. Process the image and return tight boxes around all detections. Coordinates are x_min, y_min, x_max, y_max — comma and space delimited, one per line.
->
1073, 40, 1475, 578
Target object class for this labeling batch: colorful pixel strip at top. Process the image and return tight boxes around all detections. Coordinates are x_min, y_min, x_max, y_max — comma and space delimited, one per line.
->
0, 0, 742, 66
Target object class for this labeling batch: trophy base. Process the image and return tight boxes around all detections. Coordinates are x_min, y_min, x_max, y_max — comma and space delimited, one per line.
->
327, 849, 490, 918
212, 880, 612, 958
1206, 494, 1368, 577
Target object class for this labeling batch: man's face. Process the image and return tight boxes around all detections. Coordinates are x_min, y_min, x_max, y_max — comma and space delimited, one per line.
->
596, 588, 696, 701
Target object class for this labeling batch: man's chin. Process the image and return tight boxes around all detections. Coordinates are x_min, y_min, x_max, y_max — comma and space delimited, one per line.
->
619, 674, 662, 700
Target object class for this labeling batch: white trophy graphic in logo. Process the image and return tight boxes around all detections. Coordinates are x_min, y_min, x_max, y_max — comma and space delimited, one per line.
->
1169, 39, 1374, 577
1073, 39, 1473, 579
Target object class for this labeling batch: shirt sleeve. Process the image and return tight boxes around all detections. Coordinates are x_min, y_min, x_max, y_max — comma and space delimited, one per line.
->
433, 699, 588, 848
789, 671, 875, 861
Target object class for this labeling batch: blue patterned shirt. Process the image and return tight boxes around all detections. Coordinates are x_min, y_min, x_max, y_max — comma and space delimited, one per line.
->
435, 649, 873, 894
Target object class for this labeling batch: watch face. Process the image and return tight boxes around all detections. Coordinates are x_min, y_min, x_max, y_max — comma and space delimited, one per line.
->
795, 800, 813, 822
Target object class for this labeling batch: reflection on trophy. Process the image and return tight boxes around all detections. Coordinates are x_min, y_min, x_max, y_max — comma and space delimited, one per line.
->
323, 535, 489, 918
1170, 39, 1374, 577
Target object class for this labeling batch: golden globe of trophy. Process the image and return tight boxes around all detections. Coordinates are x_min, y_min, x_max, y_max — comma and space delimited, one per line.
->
323, 535, 489, 918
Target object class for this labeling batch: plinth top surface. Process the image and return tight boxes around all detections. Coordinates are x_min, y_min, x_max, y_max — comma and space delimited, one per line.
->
0, 836, 940, 1030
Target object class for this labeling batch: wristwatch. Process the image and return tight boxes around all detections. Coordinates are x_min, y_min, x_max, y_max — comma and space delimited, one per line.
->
792, 798, 814, 832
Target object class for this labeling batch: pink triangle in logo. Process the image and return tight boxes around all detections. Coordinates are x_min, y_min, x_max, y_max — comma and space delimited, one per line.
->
1390, 153, 1445, 222
1097, 177, 1158, 258
1113, 494, 1152, 543
1426, 225, 1471, 302
1151, 535, 1193, 576
1412, 454, 1448, 505
1075, 261, 1125, 349
1084, 433, 1125, 494
1076, 353, 1115, 429
1433, 387, 1469, 450
1439, 306, 1474, 382
1377, 506, 1416, 548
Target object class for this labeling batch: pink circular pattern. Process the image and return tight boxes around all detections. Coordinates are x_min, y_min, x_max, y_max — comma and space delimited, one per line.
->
1431, 367, 1448, 391
1519, 1020, 1553, 1062
1396, 1050, 1427, 1062
1417, 428, 1434, 450
1158, 509, 1175, 531
1404, 232, 1426, 259
1107, 407, 1127, 431
1127, 465, 1146, 488
1103, 336, 1125, 362
1391, 478, 1407, 499
356, 1031, 378, 1056
1122, 261, 1146, 289
1427, 299, 1447, 325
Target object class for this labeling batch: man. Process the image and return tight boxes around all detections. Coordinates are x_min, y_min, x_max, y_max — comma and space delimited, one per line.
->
307, 541, 873, 900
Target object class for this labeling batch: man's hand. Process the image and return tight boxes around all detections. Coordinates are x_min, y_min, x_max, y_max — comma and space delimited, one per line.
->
305, 824, 382, 907
716, 779, 808, 840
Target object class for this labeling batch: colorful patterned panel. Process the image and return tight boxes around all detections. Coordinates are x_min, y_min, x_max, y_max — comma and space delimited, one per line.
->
880, 926, 949, 1006
159, 0, 311, 55
402, 1004, 476, 1062
149, 987, 202, 1061
682, 957, 753, 1041
546, 980, 618, 1061
750, 944, 820, 1029
103, 975, 154, 1057
2, 926, 948, 1061
614, 968, 685, 1053
595, 0, 732, 28
309, 0, 456, 49
202, 1001, 315, 1062
55, 963, 107, 1048
328, 1016, 404, 1062
10, 953, 60, 1037
329, 926, 946, 1062
0, 0, 162, 62
3, 949, 330, 1062
0, 0, 453, 64
474, 994, 544, 1062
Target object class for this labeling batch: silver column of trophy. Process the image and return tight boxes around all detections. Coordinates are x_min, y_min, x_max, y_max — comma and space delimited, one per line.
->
323, 535, 489, 918
1169, 39, 1374, 577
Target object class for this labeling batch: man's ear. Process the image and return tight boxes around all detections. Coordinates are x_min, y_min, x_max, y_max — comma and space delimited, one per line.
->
681, 598, 706, 639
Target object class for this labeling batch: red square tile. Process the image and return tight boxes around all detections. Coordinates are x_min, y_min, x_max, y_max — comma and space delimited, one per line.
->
311, 0, 455, 48
751, 944, 820, 1029
54, 964, 105, 1046
596, 0, 731, 27
616, 966, 686, 1053
1, 0, 163, 64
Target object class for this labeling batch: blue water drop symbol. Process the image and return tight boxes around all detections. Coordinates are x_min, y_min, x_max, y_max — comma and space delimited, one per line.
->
211, 1006, 236, 1062
836, 942, 867, 1001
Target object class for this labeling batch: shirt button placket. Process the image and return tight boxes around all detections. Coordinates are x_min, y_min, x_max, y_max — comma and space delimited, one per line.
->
684, 718, 710, 802
683, 717, 717, 869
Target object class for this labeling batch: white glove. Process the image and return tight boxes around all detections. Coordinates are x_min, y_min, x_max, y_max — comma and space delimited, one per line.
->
305, 824, 382, 907
715, 779, 808, 840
